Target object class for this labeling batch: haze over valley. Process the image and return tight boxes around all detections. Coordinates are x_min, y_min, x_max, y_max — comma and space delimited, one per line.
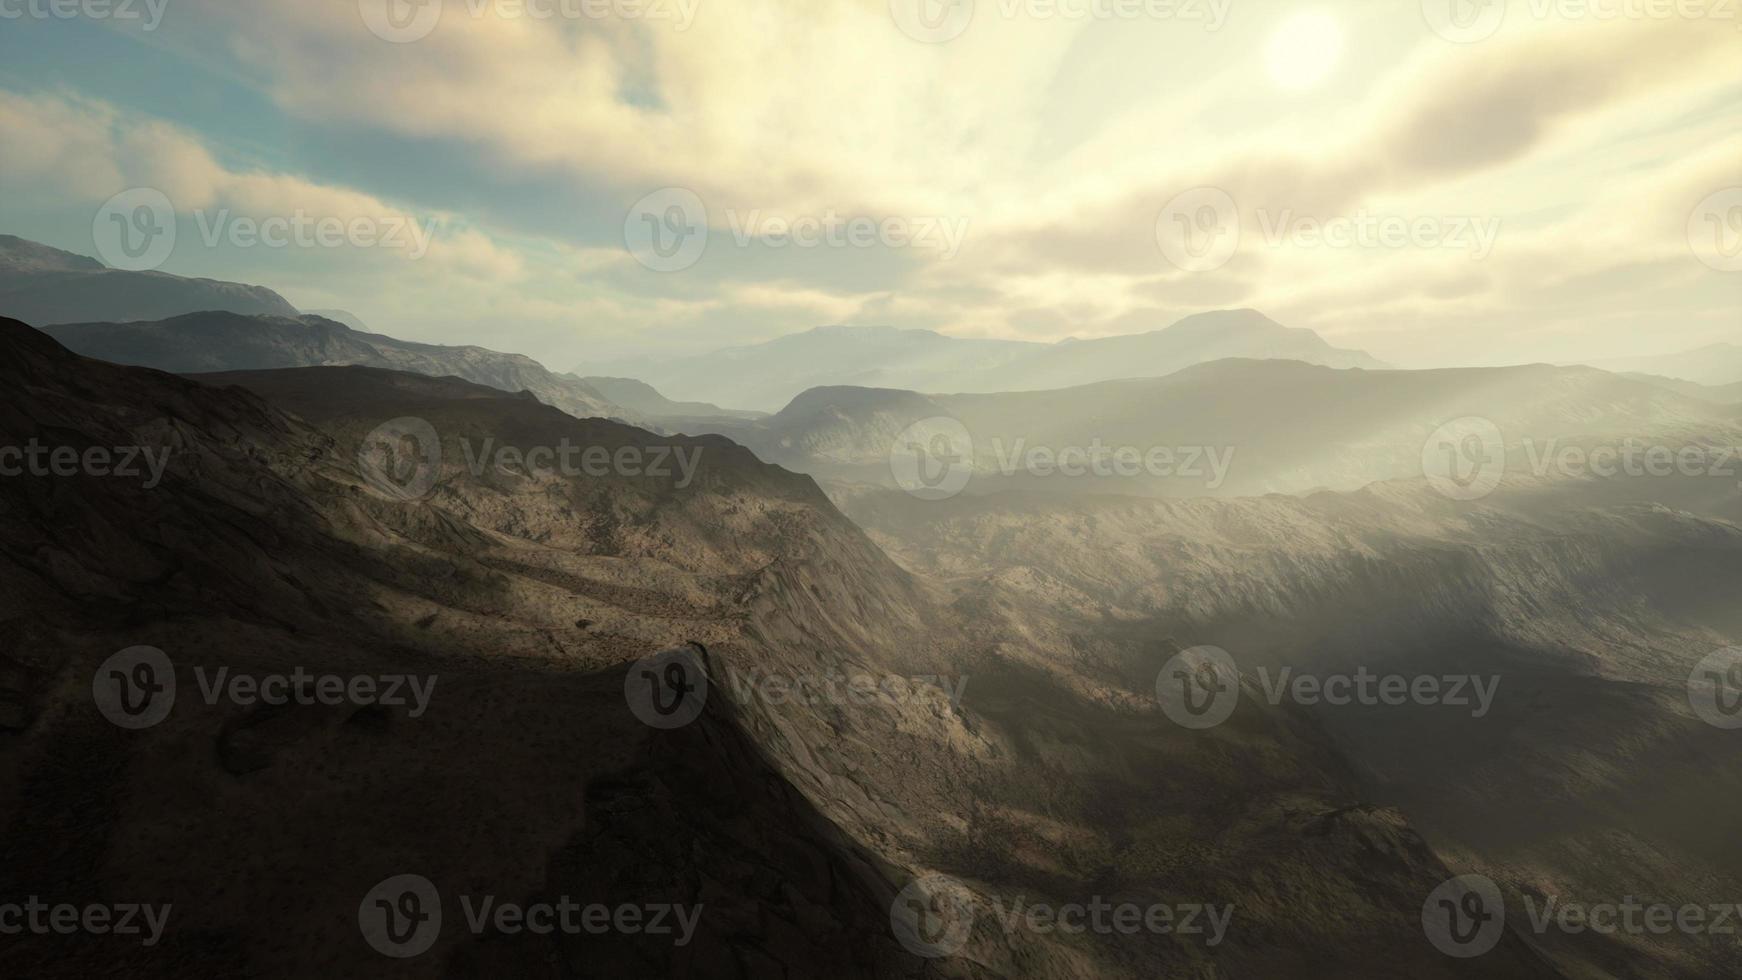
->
0, 5, 1738, 978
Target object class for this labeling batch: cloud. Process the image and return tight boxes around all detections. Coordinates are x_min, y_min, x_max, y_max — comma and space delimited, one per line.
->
2, 4, 1736, 371
0, 89, 527, 281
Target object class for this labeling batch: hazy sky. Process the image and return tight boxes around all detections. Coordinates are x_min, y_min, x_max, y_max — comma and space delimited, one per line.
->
0, 0, 1737, 371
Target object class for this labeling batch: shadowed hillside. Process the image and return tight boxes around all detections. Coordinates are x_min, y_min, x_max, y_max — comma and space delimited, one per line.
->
0, 235, 297, 325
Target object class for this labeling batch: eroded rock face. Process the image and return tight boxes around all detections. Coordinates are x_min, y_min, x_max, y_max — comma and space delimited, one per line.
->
0, 234, 299, 325
42, 310, 635, 422
1, 317, 1726, 978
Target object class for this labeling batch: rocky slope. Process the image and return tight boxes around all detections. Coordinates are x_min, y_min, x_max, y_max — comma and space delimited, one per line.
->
0, 234, 298, 325
578, 375, 766, 426
0, 318, 1564, 977
696, 359, 1742, 499
1587, 343, 1742, 387
838, 475, 1742, 980
38, 311, 634, 423
588, 311, 1386, 413
1621, 372, 1742, 405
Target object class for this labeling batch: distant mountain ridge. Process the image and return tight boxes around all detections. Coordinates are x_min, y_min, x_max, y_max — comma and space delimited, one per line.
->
1620, 371, 1742, 405
40, 311, 634, 422
692, 358, 1742, 498
1585, 342, 1742, 387
0, 234, 298, 324
586, 309, 1387, 412
577, 376, 765, 425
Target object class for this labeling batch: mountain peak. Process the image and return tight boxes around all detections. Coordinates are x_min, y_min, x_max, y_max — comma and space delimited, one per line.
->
0, 234, 108, 274
803, 323, 942, 340
0, 233, 298, 325
1157, 308, 1289, 336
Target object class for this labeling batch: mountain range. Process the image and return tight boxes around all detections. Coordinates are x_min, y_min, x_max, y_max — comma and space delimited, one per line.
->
0, 234, 298, 325
1, 230, 1737, 977
40, 311, 632, 423
688, 358, 1742, 500
1587, 343, 1742, 388
6, 315, 1738, 976
588, 309, 1390, 412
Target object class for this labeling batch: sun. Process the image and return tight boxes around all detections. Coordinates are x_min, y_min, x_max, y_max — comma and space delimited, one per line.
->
1266, 11, 1344, 92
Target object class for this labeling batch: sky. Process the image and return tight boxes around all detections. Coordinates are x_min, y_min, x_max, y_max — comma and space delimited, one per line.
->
0, 0, 1737, 372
